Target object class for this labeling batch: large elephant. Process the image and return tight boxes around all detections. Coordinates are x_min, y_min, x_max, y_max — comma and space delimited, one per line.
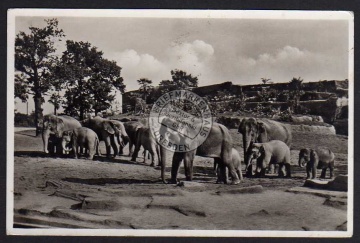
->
238, 117, 292, 175
120, 121, 144, 156
159, 119, 241, 185
42, 114, 82, 154
82, 116, 126, 158
298, 147, 335, 179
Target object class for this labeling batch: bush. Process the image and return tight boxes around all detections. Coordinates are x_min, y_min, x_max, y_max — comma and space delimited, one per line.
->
14, 112, 35, 127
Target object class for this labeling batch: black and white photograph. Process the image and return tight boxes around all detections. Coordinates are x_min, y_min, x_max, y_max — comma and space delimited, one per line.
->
7, 9, 353, 237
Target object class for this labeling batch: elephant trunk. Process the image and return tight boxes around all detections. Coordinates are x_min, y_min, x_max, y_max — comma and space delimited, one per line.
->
122, 135, 129, 146
299, 157, 306, 168
61, 139, 72, 153
243, 135, 253, 166
42, 129, 51, 153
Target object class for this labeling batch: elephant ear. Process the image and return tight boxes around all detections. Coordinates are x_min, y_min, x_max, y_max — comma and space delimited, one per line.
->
238, 118, 248, 133
103, 122, 115, 135
257, 122, 266, 133
257, 122, 268, 142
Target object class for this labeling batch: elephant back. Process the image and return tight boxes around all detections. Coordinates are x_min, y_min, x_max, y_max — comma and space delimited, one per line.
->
124, 121, 144, 143
58, 115, 82, 130
316, 147, 335, 162
197, 122, 233, 158
259, 118, 292, 147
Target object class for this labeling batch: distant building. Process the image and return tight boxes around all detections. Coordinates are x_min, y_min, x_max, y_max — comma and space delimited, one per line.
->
110, 90, 122, 114
122, 79, 348, 112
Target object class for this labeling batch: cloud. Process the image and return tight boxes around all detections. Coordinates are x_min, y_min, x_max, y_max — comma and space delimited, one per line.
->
108, 43, 347, 91
227, 45, 347, 84
108, 49, 168, 90
166, 40, 214, 75
108, 40, 216, 91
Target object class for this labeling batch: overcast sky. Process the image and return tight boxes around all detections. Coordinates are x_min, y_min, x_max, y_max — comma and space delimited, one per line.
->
14, 16, 350, 114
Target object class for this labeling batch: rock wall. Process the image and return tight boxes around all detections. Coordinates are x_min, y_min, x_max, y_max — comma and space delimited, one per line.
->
217, 116, 336, 135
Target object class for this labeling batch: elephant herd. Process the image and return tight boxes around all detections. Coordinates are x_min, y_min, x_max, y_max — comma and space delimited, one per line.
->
42, 114, 336, 185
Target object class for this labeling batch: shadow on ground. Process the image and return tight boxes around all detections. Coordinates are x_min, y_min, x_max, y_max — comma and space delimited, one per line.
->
14, 151, 50, 158
62, 177, 158, 185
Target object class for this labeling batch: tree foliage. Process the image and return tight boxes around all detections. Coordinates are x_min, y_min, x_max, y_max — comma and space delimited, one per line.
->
54, 40, 125, 119
288, 77, 304, 113
48, 92, 62, 115
159, 69, 198, 93
15, 18, 65, 135
137, 78, 153, 101
261, 78, 271, 85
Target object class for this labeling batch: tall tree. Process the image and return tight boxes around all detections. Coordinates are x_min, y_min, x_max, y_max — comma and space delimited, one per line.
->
261, 78, 271, 85
159, 69, 198, 93
15, 18, 65, 135
48, 92, 62, 115
56, 40, 125, 119
137, 78, 153, 101
288, 77, 304, 113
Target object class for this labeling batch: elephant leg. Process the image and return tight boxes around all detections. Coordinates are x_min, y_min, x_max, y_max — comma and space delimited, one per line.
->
311, 166, 317, 179
220, 163, 228, 184
170, 152, 184, 184
95, 140, 101, 156
55, 139, 63, 156
268, 164, 275, 174
260, 168, 266, 177
285, 163, 291, 178
329, 165, 334, 179
237, 168, 243, 181
214, 158, 224, 183
143, 150, 147, 163
278, 164, 285, 177
104, 136, 112, 159
281, 164, 287, 177
155, 145, 161, 167
149, 149, 156, 167
183, 151, 195, 181
48, 139, 55, 155
117, 136, 124, 155
110, 136, 118, 158
131, 141, 141, 162
245, 164, 253, 177
306, 170, 311, 179
87, 142, 95, 160
306, 164, 311, 179
119, 144, 124, 155
73, 142, 78, 159
128, 141, 134, 156
320, 168, 327, 179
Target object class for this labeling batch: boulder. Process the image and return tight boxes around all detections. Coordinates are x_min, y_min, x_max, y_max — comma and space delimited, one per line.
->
327, 175, 348, 191
291, 124, 336, 134
303, 175, 347, 192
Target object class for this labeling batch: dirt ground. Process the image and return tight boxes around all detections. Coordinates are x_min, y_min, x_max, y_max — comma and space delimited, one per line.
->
12, 127, 348, 231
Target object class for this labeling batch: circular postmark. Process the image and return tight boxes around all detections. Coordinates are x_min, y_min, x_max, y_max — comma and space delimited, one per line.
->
149, 90, 213, 152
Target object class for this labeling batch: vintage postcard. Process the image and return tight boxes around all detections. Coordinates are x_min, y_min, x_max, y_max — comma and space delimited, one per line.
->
7, 9, 353, 237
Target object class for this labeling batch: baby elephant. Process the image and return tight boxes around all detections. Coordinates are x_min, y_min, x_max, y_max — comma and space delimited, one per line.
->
248, 140, 291, 177
62, 127, 100, 160
298, 148, 335, 179
215, 148, 243, 184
